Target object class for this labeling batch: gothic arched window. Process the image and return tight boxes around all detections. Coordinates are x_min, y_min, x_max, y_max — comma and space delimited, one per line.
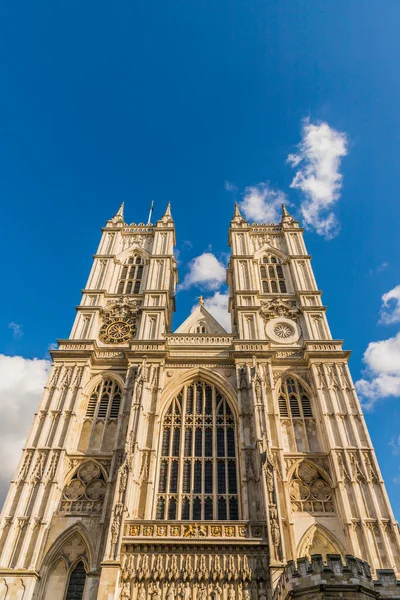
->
78, 378, 122, 453
260, 255, 287, 294
278, 377, 319, 453
85, 378, 122, 420
156, 381, 239, 521
117, 255, 144, 295
65, 561, 87, 600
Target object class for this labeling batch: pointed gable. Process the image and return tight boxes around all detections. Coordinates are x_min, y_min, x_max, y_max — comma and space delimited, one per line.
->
175, 304, 227, 334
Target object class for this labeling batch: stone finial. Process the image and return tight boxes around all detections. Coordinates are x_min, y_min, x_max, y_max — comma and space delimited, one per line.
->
281, 203, 295, 226
116, 202, 124, 218
231, 202, 247, 224
199, 295, 205, 306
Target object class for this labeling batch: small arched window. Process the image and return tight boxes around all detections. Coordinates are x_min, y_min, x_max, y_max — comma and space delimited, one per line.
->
260, 255, 287, 294
78, 378, 123, 453
278, 377, 319, 452
85, 379, 122, 420
66, 561, 87, 600
117, 255, 144, 294
156, 381, 239, 521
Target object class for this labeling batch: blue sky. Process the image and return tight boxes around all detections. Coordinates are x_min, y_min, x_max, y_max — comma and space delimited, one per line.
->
1, 0, 400, 516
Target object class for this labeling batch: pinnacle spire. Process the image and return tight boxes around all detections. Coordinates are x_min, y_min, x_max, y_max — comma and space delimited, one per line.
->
164, 202, 172, 217
116, 202, 124, 218
233, 202, 242, 218
281, 203, 295, 225
231, 202, 246, 224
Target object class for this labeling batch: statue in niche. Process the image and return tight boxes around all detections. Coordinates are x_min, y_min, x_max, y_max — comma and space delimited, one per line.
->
242, 583, 251, 600
211, 584, 222, 600
181, 582, 191, 600
167, 583, 176, 600
228, 584, 236, 600
151, 582, 162, 600
198, 583, 207, 600
138, 584, 146, 600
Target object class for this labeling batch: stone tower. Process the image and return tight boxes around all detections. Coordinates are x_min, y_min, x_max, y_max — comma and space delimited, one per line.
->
0, 203, 399, 600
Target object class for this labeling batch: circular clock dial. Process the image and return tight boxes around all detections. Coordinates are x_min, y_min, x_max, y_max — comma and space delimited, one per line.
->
99, 317, 136, 344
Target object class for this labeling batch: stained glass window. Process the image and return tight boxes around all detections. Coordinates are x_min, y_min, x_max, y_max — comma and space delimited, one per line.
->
156, 381, 239, 520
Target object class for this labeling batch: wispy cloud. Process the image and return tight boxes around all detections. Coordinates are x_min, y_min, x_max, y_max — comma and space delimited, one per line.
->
379, 285, 400, 325
224, 180, 238, 193
389, 435, 400, 456
287, 118, 348, 239
177, 252, 226, 292
0, 354, 51, 508
239, 182, 286, 223
8, 322, 23, 339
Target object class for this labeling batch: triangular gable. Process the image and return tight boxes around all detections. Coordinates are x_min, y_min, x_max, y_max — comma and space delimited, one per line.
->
175, 304, 227, 334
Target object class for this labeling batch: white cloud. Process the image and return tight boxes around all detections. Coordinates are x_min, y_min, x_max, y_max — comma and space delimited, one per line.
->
379, 285, 400, 325
239, 182, 286, 224
177, 252, 226, 291
0, 354, 51, 508
394, 470, 400, 485
192, 290, 231, 332
355, 332, 400, 410
287, 119, 348, 239
8, 322, 23, 339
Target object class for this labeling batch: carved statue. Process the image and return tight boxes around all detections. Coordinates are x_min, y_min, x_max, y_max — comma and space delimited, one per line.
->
151, 582, 162, 600
181, 582, 191, 600
138, 583, 146, 600
198, 583, 207, 600
239, 366, 248, 389
242, 583, 251, 600
167, 582, 176, 600
211, 584, 222, 600
228, 584, 236, 600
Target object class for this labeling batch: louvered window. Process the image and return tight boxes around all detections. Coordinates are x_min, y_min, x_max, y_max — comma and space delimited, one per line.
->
279, 376, 318, 452
117, 255, 144, 295
156, 381, 239, 520
85, 379, 122, 420
260, 255, 287, 294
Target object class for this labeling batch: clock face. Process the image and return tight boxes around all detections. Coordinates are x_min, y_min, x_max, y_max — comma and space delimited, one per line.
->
99, 318, 136, 344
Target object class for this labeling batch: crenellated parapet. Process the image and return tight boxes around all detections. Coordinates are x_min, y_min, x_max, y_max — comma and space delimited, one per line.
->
273, 554, 400, 600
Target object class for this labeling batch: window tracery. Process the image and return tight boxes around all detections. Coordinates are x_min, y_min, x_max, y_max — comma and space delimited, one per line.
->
260, 255, 287, 294
60, 461, 107, 514
156, 381, 239, 521
278, 377, 319, 452
117, 255, 144, 295
289, 461, 334, 513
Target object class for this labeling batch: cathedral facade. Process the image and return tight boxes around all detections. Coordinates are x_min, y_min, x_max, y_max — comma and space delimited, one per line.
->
0, 203, 399, 600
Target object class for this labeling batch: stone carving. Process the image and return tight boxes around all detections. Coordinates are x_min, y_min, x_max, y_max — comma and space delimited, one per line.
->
242, 582, 251, 600
316, 364, 328, 389
349, 452, 366, 483
102, 297, 141, 320
30, 452, 46, 484
363, 452, 379, 483
198, 583, 207, 600
260, 298, 299, 321
336, 452, 351, 483
212, 583, 222, 600
238, 365, 249, 389
183, 523, 207, 537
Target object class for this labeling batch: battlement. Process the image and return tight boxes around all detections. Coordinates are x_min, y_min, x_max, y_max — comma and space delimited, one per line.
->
273, 555, 400, 600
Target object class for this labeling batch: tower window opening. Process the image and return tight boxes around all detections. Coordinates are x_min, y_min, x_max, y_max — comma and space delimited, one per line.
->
279, 377, 319, 453
85, 379, 122, 420
260, 255, 287, 294
117, 255, 144, 295
156, 381, 240, 520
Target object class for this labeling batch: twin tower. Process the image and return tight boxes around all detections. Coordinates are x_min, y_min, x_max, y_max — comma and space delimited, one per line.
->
0, 203, 399, 600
